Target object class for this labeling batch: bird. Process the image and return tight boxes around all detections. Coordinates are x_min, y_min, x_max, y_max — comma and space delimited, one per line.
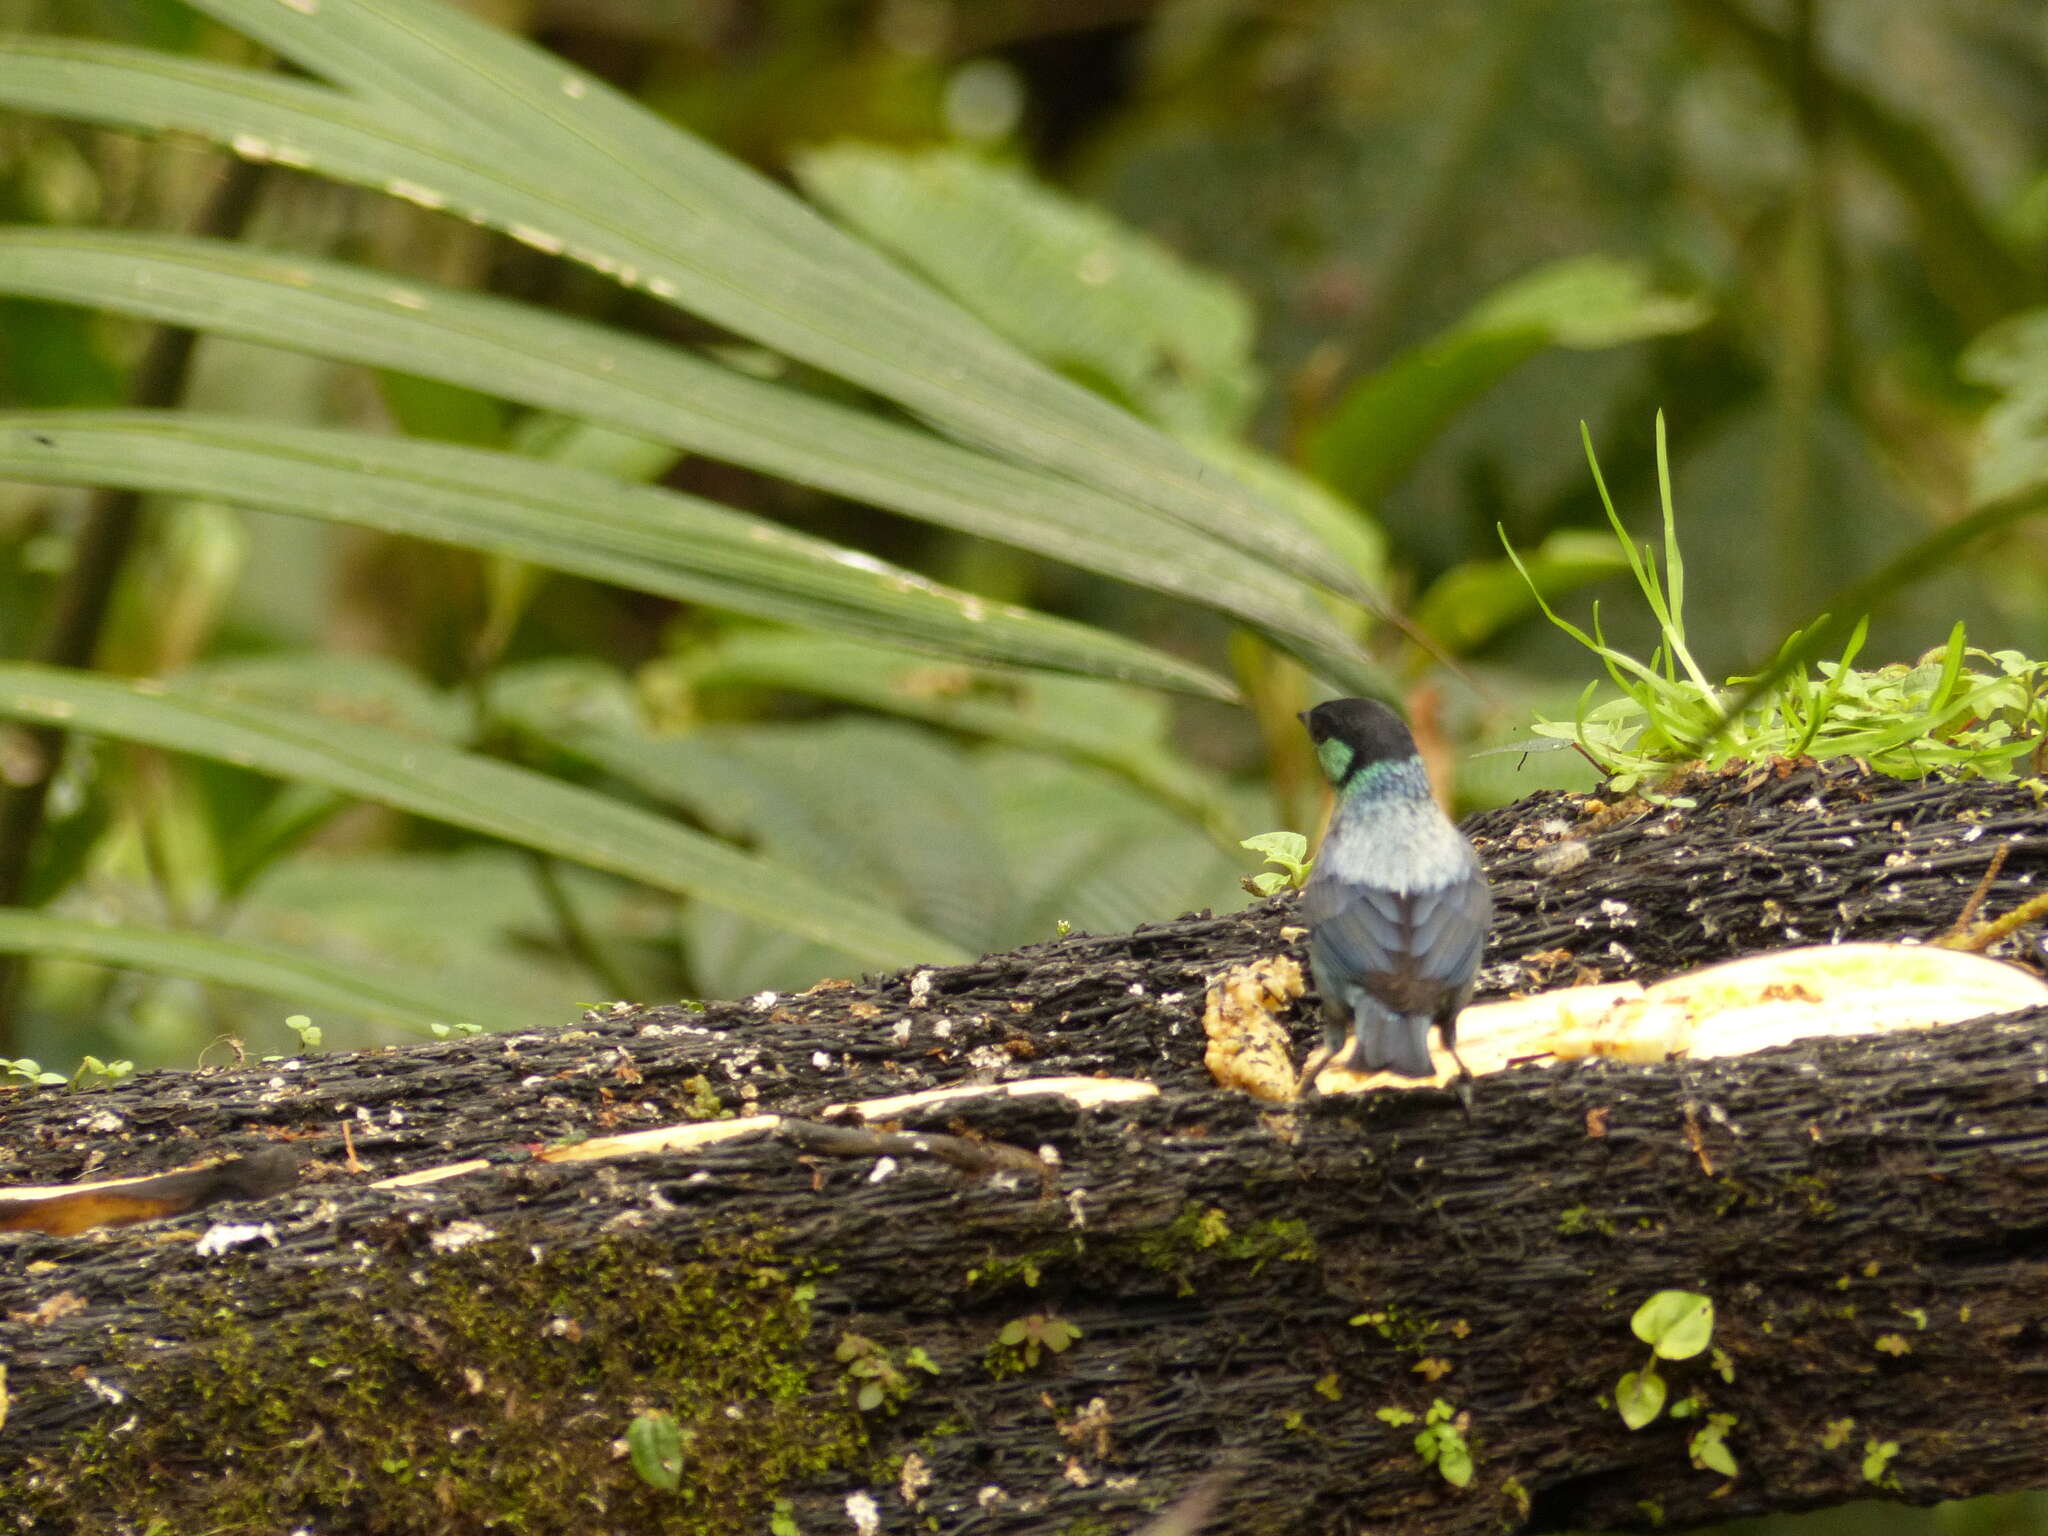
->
1295, 697, 1492, 1093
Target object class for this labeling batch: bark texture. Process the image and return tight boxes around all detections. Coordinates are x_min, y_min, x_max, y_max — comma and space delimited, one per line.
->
2, 759, 2046, 1535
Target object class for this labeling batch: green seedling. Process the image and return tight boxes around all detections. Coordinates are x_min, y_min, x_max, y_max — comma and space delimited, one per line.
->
2, 1057, 67, 1087
1413, 1398, 1474, 1489
68, 1055, 135, 1092
1689, 1413, 1739, 1478
1616, 1290, 1715, 1431
428, 1021, 484, 1039
1506, 415, 2048, 797
835, 1332, 939, 1411
986, 1313, 1081, 1377
283, 1014, 323, 1050
1240, 831, 1312, 896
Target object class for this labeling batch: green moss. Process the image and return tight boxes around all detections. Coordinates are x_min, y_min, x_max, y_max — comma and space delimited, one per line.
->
1556, 1205, 1617, 1238
1119, 1204, 1318, 1295
680, 1073, 732, 1120
4, 1229, 868, 1534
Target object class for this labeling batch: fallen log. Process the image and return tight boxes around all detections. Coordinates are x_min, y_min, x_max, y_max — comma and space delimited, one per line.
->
2, 758, 2045, 1535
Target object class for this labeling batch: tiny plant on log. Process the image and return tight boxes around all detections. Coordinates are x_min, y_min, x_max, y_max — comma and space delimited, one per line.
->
1615, 1290, 1715, 1431
1378, 1399, 1475, 1489
1239, 831, 1313, 896
986, 1313, 1081, 1377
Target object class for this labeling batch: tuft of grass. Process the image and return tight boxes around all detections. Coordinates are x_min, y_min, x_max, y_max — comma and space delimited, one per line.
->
1505, 416, 2048, 797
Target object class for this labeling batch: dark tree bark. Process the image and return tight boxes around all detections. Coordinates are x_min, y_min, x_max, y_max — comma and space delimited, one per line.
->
2, 760, 2046, 1535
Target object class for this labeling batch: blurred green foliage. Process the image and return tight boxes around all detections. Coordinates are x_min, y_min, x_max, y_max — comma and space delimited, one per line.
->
0, 0, 2041, 1113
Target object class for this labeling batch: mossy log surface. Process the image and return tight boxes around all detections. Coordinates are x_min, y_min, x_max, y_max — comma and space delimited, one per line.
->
3, 760, 2047, 1535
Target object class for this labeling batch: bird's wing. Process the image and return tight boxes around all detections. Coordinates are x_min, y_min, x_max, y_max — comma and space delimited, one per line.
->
1304, 866, 1491, 1002
1409, 870, 1492, 999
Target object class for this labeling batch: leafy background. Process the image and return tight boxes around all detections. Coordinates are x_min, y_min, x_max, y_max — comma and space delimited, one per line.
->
1, 0, 2042, 1069
0, 1, 2044, 1528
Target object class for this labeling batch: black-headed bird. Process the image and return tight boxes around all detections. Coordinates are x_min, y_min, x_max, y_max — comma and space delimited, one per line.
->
1297, 697, 1492, 1090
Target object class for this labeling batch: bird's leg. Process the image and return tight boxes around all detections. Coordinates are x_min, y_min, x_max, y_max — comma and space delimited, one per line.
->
1445, 1038, 1476, 1120
1295, 1024, 1351, 1100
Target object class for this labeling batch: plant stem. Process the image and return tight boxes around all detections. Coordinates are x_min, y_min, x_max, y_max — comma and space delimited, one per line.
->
0, 157, 266, 1052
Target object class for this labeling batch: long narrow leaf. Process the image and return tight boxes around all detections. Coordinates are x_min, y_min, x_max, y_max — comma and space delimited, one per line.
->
0, 412, 1229, 698
0, 229, 1380, 690
0, 31, 1366, 606
0, 910, 540, 1031
0, 665, 963, 969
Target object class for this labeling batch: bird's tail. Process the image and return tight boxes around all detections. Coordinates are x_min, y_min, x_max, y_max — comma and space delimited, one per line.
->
1353, 998, 1435, 1079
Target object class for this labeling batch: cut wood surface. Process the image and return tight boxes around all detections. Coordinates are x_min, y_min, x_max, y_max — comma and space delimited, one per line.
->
2, 759, 2046, 1535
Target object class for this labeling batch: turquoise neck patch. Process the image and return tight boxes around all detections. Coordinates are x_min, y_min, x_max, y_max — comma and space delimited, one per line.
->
1316, 737, 1354, 784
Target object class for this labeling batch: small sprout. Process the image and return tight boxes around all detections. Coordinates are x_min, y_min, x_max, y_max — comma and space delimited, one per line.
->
1874, 1333, 1911, 1357
627, 1409, 685, 1491
1822, 1418, 1856, 1450
1314, 1373, 1342, 1401
283, 1014, 323, 1050
1668, 1395, 1703, 1420
1502, 1476, 1532, 1520
1376, 1406, 1418, 1427
68, 1056, 135, 1092
1413, 1357, 1453, 1382
1689, 1414, 1739, 1478
428, 1021, 483, 1038
1, 1058, 65, 1087
1633, 1291, 1715, 1359
769, 1499, 801, 1536
988, 1313, 1080, 1376
1240, 831, 1313, 896
1617, 1368, 1668, 1430
837, 1332, 939, 1411
1616, 1291, 1715, 1430
1863, 1439, 1901, 1488
1902, 1307, 1929, 1331
1414, 1399, 1473, 1489
1055, 918, 1072, 936
1710, 1346, 1735, 1384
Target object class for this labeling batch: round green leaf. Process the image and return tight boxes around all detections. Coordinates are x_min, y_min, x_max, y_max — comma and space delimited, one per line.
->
1632, 1291, 1715, 1360
1616, 1367, 1667, 1431
1436, 1438, 1475, 1489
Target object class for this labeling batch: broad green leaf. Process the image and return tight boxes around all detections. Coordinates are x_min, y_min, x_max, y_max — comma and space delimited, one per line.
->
0, 228, 1382, 692
795, 144, 1261, 438
1307, 256, 1707, 506
0, 26, 1368, 607
1189, 435, 1390, 601
663, 632, 1243, 844
0, 411, 1227, 698
0, 909, 531, 1031
0, 664, 961, 969
1632, 1290, 1715, 1361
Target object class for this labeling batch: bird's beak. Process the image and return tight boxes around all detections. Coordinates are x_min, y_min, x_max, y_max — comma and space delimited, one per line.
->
1296, 710, 1311, 727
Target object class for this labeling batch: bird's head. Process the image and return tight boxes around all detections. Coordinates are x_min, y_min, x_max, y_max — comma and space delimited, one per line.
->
1299, 697, 1419, 789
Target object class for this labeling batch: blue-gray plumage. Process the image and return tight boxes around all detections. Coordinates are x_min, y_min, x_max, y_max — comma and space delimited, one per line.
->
1297, 698, 1492, 1088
